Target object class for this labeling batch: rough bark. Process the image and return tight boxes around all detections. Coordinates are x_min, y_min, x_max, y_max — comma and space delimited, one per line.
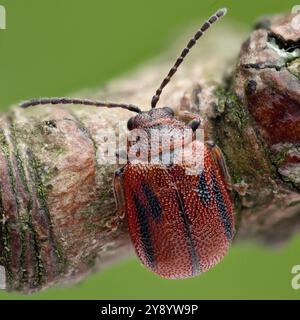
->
0, 13, 300, 293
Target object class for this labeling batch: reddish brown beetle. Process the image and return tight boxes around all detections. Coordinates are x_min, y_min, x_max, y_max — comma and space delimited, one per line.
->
20, 8, 234, 279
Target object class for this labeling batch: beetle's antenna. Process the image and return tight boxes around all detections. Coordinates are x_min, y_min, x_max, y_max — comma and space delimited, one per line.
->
151, 8, 227, 109
20, 97, 142, 113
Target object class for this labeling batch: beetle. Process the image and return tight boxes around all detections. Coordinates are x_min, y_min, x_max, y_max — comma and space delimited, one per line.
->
20, 8, 234, 279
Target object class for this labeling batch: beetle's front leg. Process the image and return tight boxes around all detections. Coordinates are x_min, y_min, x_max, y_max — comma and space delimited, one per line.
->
113, 168, 126, 219
106, 168, 126, 231
178, 109, 200, 122
206, 141, 232, 190
177, 110, 201, 132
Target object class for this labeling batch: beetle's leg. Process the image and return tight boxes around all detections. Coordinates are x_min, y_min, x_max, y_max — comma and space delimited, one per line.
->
115, 149, 127, 165
178, 110, 200, 123
206, 141, 232, 190
177, 110, 202, 133
113, 168, 126, 219
105, 168, 126, 232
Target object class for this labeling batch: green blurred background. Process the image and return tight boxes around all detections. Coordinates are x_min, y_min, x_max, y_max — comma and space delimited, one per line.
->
0, 0, 299, 299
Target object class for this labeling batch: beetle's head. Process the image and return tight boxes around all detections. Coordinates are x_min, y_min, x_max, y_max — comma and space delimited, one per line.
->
127, 107, 175, 130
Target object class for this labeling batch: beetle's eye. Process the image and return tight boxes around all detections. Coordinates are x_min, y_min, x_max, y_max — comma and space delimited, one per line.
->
127, 117, 135, 131
163, 106, 175, 117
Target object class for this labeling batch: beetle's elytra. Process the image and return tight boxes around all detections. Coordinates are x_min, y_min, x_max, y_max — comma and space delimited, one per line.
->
20, 8, 235, 279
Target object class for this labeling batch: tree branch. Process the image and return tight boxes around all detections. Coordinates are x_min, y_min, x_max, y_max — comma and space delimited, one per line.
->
0, 14, 299, 293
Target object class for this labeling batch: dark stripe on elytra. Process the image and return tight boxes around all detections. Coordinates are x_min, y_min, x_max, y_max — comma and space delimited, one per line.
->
211, 172, 233, 240
133, 194, 155, 269
176, 191, 201, 276
141, 182, 162, 220
197, 170, 212, 205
